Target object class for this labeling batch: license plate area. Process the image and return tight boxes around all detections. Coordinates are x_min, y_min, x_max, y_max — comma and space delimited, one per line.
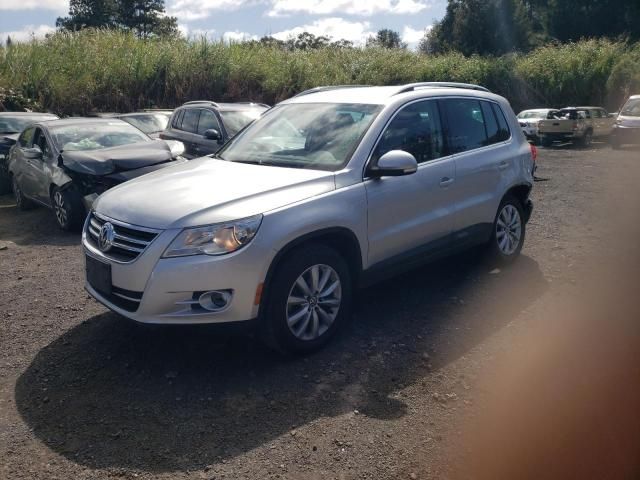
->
86, 255, 112, 295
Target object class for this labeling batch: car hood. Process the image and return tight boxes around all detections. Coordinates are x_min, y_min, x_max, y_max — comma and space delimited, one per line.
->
60, 140, 175, 176
93, 157, 336, 229
519, 118, 541, 125
617, 115, 640, 128
0, 133, 19, 148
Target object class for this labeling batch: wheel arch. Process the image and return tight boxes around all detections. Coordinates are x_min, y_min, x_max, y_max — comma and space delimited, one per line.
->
259, 227, 364, 316
504, 183, 532, 207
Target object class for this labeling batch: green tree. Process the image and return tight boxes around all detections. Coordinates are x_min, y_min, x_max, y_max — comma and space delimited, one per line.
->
119, 0, 178, 38
367, 29, 407, 49
57, 0, 178, 38
56, 0, 119, 30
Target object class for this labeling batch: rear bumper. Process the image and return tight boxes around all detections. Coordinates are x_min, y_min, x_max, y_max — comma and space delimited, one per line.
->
539, 132, 579, 142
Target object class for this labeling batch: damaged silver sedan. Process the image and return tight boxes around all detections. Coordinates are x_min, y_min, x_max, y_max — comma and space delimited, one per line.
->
7, 118, 185, 231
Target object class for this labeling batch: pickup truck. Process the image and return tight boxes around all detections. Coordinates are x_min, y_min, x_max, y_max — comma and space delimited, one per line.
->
538, 107, 616, 147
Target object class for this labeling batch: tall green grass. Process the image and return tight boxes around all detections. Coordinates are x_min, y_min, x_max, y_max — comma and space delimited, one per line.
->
0, 30, 637, 115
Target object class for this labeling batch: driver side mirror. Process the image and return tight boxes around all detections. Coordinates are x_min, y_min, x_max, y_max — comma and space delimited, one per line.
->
368, 150, 418, 178
203, 128, 222, 143
23, 145, 43, 160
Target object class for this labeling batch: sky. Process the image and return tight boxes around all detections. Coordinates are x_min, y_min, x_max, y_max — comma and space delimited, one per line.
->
0, 0, 447, 49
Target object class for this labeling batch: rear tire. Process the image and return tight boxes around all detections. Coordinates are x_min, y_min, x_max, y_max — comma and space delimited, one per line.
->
261, 244, 352, 355
487, 195, 526, 265
52, 186, 85, 232
579, 130, 593, 148
12, 175, 35, 210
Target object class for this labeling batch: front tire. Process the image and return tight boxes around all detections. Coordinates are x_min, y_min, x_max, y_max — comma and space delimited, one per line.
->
579, 131, 593, 148
488, 195, 526, 264
52, 186, 85, 232
262, 244, 352, 354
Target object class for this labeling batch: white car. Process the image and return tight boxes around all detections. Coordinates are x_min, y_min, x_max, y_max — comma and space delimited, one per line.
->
84, 82, 535, 353
517, 109, 557, 143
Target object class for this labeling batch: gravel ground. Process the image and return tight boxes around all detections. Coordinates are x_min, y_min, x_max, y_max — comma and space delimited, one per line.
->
1, 143, 639, 480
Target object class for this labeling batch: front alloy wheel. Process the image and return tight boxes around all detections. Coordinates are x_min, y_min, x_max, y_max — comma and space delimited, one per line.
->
286, 264, 342, 341
53, 190, 68, 228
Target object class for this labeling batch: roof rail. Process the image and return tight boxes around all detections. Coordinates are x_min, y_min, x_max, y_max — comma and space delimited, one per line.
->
182, 100, 220, 107
293, 85, 371, 98
395, 82, 490, 94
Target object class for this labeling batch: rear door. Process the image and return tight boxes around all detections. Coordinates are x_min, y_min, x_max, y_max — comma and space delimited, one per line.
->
441, 98, 511, 240
162, 109, 199, 158
365, 99, 456, 266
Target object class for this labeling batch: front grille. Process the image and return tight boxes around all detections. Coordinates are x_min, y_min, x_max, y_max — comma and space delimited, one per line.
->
86, 212, 160, 262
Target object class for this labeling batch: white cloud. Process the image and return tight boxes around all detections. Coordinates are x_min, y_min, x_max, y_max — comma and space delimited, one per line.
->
223, 30, 258, 42
402, 25, 429, 47
272, 17, 374, 45
0, 0, 66, 10
1, 24, 56, 42
167, 0, 258, 22
180, 26, 217, 40
268, 0, 430, 17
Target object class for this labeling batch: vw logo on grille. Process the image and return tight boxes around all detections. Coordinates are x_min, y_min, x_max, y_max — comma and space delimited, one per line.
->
98, 222, 116, 253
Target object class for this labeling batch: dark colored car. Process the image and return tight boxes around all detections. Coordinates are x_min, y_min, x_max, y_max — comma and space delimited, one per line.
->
116, 111, 173, 139
0, 112, 59, 193
7, 118, 185, 231
611, 95, 640, 149
161, 101, 268, 159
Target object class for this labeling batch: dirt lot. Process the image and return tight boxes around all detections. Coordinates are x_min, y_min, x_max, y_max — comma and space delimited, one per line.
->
1, 143, 639, 480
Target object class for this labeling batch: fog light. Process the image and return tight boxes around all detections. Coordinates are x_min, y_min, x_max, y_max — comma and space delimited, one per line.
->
198, 290, 232, 312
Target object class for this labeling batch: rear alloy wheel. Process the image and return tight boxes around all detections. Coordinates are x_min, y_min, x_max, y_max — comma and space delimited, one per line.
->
52, 187, 85, 232
488, 195, 526, 264
12, 175, 34, 211
262, 244, 352, 354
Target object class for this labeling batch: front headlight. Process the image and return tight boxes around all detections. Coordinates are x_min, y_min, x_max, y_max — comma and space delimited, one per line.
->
163, 214, 262, 258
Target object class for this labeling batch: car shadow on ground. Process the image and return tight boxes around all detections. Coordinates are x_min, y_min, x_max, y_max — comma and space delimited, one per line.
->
15, 251, 548, 473
0, 194, 79, 247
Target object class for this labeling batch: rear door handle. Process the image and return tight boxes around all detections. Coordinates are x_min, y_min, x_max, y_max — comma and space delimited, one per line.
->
498, 161, 509, 170
439, 177, 454, 187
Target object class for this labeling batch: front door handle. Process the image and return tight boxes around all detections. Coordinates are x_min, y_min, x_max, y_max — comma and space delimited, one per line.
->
498, 161, 509, 170
439, 177, 454, 187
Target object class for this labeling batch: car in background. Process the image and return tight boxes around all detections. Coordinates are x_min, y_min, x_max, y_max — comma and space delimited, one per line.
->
116, 111, 173, 139
7, 118, 185, 231
83, 82, 534, 353
517, 109, 557, 144
538, 106, 615, 147
611, 95, 640, 149
0, 112, 59, 193
161, 101, 269, 159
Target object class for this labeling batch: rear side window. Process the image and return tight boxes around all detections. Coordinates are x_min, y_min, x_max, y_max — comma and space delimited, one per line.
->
197, 109, 221, 135
18, 127, 35, 147
491, 103, 511, 141
442, 98, 488, 153
181, 109, 199, 133
172, 109, 185, 129
374, 99, 445, 164
480, 102, 500, 144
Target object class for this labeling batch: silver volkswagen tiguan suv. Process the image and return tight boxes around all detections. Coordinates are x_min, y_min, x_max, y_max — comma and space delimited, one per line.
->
83, 83, 535, 353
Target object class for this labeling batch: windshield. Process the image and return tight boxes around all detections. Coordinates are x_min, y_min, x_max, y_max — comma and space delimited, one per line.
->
220, 109, 267, 136
120, 113, 171, 134
621, 98, 640, 117
0, 115, 57, 134
217, 103, 382, 171
50, 122, 150, 151
518, 111, 547, 119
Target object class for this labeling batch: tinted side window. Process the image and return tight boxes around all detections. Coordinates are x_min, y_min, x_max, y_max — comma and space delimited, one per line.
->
491, 104, 511, 141
33, 129, 52, 158
480, 101, 500, 145
18, 127, 35, 147
181, 109, 199, 133
197, 109, 221, 135
592, 109, 602, 118
172, 109, 185, 129
442, 98, 488, 153
374, 100, 445, 164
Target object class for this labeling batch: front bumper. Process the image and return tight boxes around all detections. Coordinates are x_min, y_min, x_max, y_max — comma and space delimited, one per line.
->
83, 216, 275, 325
611, 126, 640, 145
